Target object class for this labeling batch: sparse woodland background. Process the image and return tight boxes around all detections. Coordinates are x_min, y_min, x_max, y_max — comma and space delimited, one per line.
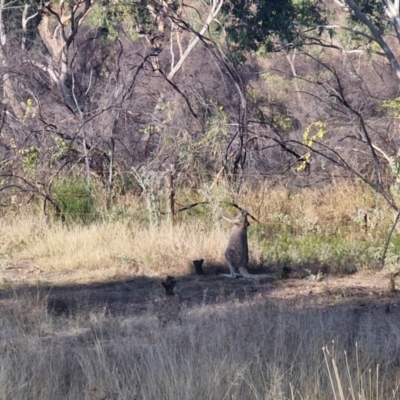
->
1, 0, 400, 213
4, 0, 400, 277
3, 0, 400, 265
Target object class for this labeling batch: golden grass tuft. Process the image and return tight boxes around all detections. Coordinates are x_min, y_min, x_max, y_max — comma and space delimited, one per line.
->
247, 181, 387, 234
1, 218, 230, 281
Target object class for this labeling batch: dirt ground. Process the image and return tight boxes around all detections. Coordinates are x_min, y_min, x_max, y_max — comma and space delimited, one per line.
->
1, 262, 400, 317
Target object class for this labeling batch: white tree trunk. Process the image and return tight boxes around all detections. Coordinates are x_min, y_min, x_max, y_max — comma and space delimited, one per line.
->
0, 0, 24, 119
345, 0, 400, 80
167, 0, 224, 80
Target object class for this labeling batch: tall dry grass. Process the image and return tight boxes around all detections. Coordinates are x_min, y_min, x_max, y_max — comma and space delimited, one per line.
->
0, 288, 399, 400
0, 217, 228, 281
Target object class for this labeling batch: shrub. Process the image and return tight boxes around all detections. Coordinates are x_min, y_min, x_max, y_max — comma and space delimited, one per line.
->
52, 178, 97, 224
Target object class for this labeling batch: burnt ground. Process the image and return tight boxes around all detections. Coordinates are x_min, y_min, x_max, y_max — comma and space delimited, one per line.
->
1, 263, 400, 317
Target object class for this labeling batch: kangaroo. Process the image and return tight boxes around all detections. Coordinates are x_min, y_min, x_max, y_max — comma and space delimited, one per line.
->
221, 210, 273, 280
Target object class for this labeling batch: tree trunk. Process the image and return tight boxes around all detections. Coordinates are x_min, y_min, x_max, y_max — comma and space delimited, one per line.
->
0, 0, 24, 119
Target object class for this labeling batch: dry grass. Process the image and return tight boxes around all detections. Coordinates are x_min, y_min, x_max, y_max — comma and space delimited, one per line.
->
0, 182, 398, 283
0, 216, 229, 282
249, 181, 386, 235
1, 182, 400, 399
0, 288, 399, 400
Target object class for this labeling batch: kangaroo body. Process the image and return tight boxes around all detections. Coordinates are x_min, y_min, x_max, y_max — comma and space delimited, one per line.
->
222, 210, 273, 280
224, 211, 251, 278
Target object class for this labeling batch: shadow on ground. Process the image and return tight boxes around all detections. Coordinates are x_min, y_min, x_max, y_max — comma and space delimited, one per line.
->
1, 261, 400, 319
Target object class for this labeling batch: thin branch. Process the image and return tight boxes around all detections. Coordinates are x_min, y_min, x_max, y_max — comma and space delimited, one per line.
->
24, 59, 59, 83
381, 210, 400, 267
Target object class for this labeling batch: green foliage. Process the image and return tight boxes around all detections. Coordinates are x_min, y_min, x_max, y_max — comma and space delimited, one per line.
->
383, 96, 400, 117
88, 1, 140, 39
295, 121, 327, 172
19, 147, 40, 173
261, 72, 291, 94
384, 237, 400, 267
330, 1, 390, 51
258, 231, 382, 274
139, 125, 160, 135
113, 173, 138, 195
89, 0, 178, 39
52, 135, 69, 159
222, 0, 327, 63
130, 167, 164, 227
49, 135, 78, 169
53, 178, 97, 224
347, 0, 388, 34
271, 107, 298, 132
162, 99, 231, 179
197, 100, 229, 148
247, 88, 266, 105
256, 73, 300, 132
339, 23, 372, 50
23, 98, 35, 122
249, 80, 299, 132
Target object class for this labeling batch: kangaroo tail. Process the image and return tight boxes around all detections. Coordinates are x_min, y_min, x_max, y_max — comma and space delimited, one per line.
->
238, 267, 275, 280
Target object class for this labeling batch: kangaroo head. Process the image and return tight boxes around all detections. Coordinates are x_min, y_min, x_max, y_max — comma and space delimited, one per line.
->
223, 210, 250, 229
